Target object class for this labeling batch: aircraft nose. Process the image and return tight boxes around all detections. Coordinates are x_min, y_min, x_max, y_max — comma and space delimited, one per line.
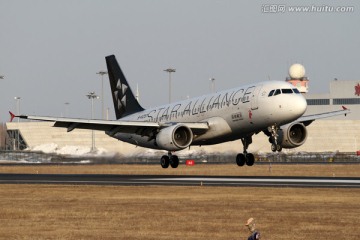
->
294, 95, 307, 117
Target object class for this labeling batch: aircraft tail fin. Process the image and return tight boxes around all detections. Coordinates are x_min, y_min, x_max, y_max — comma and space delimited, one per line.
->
106, 55, 144, 119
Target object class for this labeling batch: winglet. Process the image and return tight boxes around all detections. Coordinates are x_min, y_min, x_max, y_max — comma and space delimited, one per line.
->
9, 111, 16, 122
342, 106, 348, 110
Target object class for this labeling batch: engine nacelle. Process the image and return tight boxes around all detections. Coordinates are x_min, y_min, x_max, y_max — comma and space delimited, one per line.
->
279, 123, 308, 148
156, 124, 193, 151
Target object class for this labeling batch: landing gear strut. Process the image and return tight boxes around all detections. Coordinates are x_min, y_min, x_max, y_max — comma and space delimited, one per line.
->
236, 136, 255, 167
160, 152, 179, 168
268, 125, 282, 152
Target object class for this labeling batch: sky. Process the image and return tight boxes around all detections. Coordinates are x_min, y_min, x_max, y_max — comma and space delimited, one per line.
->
1, 0, 359, 122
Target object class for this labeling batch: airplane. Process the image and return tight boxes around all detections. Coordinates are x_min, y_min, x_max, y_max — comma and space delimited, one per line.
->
11, 55, 350, 168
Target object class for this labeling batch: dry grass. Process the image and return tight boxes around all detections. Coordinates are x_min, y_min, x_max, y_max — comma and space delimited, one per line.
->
0, 185, 359, 239
0, 164, 359, 239
0, 163, 359, 177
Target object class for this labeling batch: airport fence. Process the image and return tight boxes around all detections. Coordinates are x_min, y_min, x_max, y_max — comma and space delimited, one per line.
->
0, 150, 359, 165
0, 150, 63, 164
257, 152, 360, 164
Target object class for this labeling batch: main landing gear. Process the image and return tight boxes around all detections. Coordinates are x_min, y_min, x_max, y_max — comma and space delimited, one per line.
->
236, 125, 283, 167
160, 152, 179, 168
236, 136, 255, 167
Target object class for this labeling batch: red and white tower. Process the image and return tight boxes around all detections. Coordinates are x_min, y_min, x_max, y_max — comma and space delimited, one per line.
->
286, 63, 309, 94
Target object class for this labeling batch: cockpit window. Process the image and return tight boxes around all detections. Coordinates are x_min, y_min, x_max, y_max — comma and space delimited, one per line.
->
269, 88, 300, 96
281, 89, 293, 94
293, 88, 300, 94
268, 90, 275, 97
274, 89, 281, 96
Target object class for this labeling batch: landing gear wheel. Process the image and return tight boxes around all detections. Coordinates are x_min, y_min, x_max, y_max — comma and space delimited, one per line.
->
269, 125, 283, 153
170, 155, 179, 168
237, 135, 255, 167
160, 155, 170, 168
245, 153, 255, 166
271, 143, 282, 152
236, 153, 246, 166
271, 143, 277, 152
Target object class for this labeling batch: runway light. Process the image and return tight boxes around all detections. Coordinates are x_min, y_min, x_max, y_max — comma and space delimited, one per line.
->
186, 160, 195, 166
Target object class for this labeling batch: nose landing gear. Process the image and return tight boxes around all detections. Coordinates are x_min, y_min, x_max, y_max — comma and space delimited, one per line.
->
268, 125, 282, 152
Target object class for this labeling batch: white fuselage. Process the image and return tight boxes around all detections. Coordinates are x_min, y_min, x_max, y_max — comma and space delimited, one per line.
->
111, 81, 307, 149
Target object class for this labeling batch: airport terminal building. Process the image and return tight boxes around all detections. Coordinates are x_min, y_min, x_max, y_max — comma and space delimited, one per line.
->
305, 80, 360, 119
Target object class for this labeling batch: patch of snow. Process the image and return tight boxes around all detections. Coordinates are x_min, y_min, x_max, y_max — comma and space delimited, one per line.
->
26, 143, 112, 156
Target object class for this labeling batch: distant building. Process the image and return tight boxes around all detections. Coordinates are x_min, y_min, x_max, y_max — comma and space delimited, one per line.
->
284, 63, 359, 120
305, 80, 360, 120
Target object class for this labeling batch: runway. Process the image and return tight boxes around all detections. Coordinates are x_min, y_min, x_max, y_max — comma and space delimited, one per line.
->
0, 173, 360, 188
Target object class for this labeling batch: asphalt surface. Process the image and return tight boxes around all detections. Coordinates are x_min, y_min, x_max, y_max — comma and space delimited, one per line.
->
0, 173, 360, 188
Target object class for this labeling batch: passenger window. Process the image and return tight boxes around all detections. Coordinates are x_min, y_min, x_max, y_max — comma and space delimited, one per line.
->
268, 90, 275, 97
274, 89, 281, 96
293, 88, 300, 94
281, 89, 293, 94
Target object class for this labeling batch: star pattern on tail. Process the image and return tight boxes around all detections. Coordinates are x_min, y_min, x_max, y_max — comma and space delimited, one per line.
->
114, 78, 128, 112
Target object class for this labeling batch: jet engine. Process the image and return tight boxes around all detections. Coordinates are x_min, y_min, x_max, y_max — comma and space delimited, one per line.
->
156, 124, 193, 151
279, 123, 308, 148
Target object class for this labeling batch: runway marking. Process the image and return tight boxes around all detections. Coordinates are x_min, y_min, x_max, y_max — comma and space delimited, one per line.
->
149, 177, 360, 184
0, 174, 359, 188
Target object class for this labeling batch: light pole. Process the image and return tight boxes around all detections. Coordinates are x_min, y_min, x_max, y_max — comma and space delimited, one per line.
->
96, 71, 108, 120
64, 102, 70, 117
86, 92, 99, 152
164, 68, 176, 103
210, 78, 216, 93
14, 97, 21, 121
1, 76, 4, 149
0, 75, 5, 149
14, 97, 21, 150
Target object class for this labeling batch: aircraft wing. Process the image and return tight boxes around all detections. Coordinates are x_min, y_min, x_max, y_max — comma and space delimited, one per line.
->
296, 106, 350, 126
14, 114, 209, 136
